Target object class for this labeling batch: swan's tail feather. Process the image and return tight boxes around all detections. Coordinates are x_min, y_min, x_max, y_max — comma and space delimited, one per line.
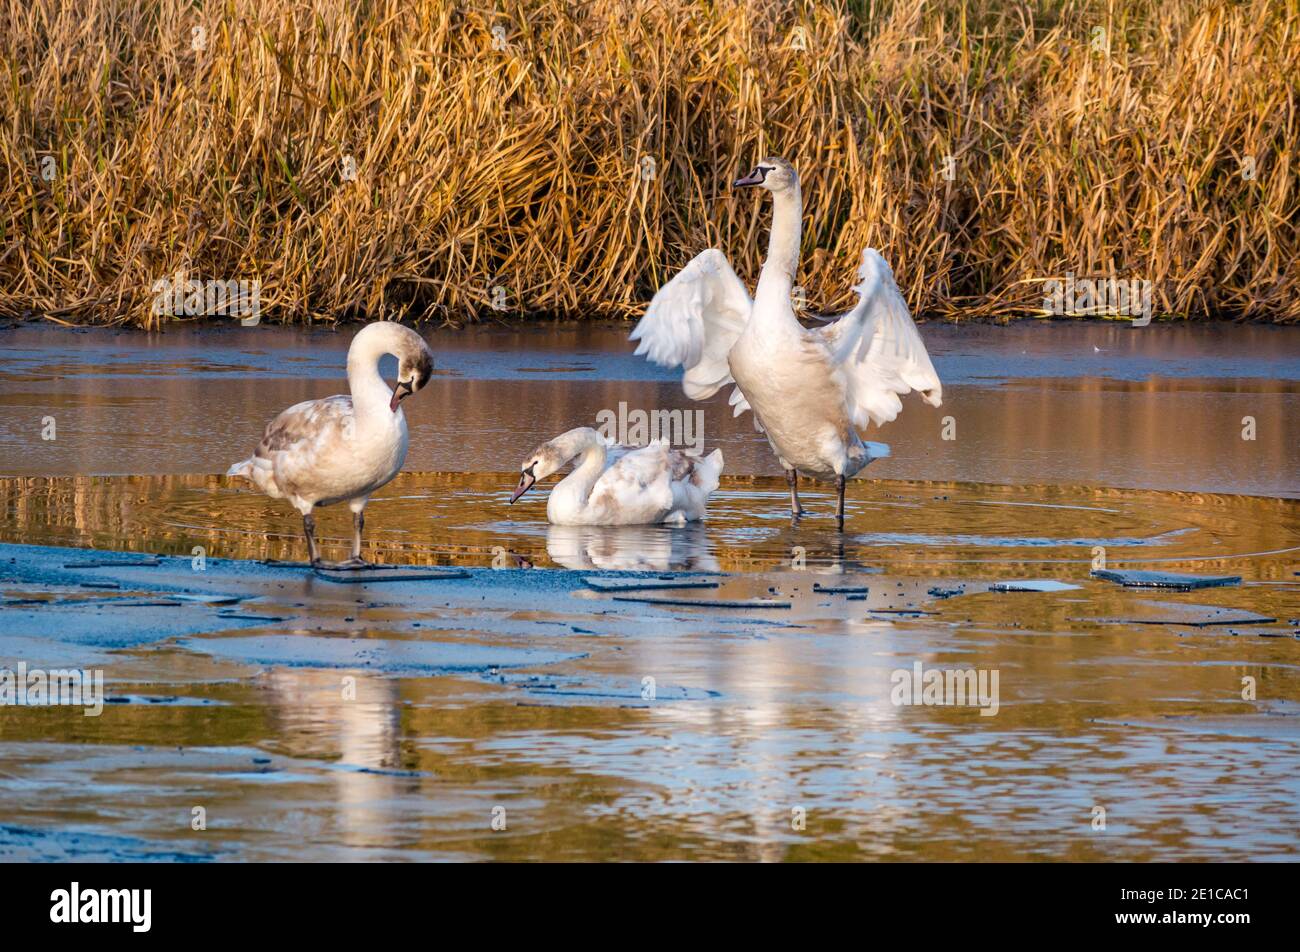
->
693, 448, 724, 496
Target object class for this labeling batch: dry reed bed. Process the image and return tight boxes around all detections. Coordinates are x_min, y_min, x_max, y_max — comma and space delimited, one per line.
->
0, 0, 1296, 326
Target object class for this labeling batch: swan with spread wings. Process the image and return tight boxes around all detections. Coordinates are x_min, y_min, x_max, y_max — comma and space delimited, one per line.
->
630, 157, 942, 529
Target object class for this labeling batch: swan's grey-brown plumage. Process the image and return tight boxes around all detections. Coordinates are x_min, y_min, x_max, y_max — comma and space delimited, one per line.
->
509, 427, 723, 526
630, 156, 942, 528
227, 322, 434, 567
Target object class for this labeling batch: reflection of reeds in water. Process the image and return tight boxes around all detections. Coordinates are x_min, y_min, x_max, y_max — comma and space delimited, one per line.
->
2, 0, 1297, 325
1, 472, 1296, 580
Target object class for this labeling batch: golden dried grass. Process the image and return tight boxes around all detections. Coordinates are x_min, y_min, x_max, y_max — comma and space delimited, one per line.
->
1, 0, 1296, 327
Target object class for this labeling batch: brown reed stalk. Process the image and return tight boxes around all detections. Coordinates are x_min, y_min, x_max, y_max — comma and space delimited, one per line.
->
0, 0, 1295, 328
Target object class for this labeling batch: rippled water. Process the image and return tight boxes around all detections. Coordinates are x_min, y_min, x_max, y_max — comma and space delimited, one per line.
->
0, 322, 1297, 861
1, 471, 1296, 575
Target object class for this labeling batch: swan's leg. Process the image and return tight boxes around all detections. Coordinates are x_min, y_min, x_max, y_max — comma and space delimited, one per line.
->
835, 475, 846, 531
351, 508, 364, 560
302, 502, 377, 571
330, 502, 376, 570
786, 468, 804, 518
303, 512, 321, 565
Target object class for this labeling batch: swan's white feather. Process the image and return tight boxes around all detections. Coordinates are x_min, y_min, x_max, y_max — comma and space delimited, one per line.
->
227, 395, 408, 513
630, 249, 752, 400
727, 385, 761, 431
563, 442, 723, 526
817, 249, 943, 429
530, 429, 724, 526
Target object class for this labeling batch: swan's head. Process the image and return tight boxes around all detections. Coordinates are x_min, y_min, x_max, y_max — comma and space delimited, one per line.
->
510, 440, 567, 504
734, 156, 797, 194
387, 329, 435, 412
509, 428, 602, 503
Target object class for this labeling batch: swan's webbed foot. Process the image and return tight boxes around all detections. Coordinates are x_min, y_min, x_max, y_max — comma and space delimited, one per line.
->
312, 556, 377, 571
340, 556, 376, 569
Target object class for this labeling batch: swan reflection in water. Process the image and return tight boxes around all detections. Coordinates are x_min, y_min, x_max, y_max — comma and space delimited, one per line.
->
545, 523, 720, 572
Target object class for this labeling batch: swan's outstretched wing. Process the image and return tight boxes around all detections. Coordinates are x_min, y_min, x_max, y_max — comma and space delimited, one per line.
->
630, 249, 752, 400
817, 249, 942, 428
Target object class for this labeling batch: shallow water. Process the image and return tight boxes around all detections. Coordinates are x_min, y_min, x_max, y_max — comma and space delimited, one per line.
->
0, 321, 1297, 861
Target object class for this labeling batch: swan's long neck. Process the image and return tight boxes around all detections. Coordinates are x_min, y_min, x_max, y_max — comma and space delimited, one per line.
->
346, 327, 398, 419
551, 433, 607, 515
753, 183, 803, 314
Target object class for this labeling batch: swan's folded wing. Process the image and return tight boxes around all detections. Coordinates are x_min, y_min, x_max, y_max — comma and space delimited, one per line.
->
590, 444, 677, 519
602, 438, 636, 469
817, 249, 942, 429
256, 395, 354, 465
630, 249, 752, 400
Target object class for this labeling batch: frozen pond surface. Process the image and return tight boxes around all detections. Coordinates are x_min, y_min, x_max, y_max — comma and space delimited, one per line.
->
0, 320, 1297, 861
1, 321, 1297, 495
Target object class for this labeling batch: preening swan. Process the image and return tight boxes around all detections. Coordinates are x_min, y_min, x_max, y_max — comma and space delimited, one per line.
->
226, 322, 434, 567
630, 157, 942, 529
509, 427, 723, 526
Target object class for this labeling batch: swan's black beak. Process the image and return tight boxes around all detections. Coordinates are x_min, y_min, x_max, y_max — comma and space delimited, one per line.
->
733, 166, 767, 188
509, 468, 536, 504
389, 379, 412, 412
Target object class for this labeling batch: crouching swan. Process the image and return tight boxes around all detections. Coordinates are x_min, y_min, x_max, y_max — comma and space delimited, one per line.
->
509, 427, 723, 526
630, 156, 943, 529
227, 321, 434, 567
